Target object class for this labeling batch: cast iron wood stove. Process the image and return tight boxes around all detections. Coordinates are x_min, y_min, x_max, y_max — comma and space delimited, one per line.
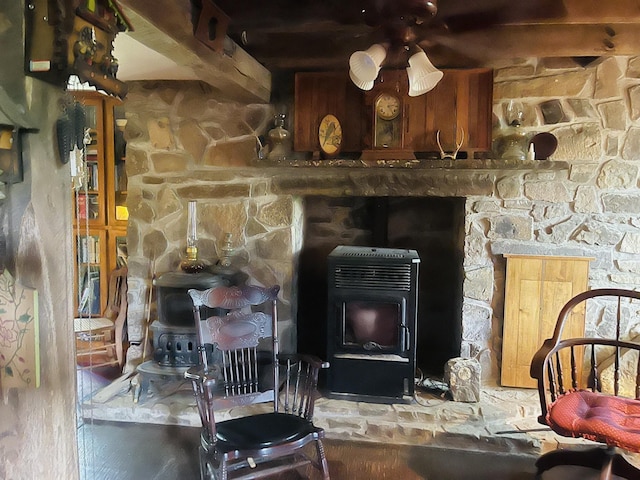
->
152, 272, 229, 367
327, 245, 420, 403
134, 271, 227, 401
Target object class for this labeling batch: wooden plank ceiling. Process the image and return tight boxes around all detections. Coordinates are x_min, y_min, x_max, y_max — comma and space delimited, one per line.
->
115, 0, 640, 98
207, 0, 640, 70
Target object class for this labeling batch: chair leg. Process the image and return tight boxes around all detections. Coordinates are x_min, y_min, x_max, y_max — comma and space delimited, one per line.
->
314, 439, 330, 480
198, 445, 209, 480
599, 454, 613, 480
219, 459, 228, 480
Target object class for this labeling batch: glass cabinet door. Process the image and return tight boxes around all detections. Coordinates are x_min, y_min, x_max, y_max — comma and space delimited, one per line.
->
108, 229, 128, 272
108, 102, 128, 226
74, 229, 107, 316
72, 95, 106, 226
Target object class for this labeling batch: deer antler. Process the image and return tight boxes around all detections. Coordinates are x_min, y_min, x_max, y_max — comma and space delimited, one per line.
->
436, 128, 465, 160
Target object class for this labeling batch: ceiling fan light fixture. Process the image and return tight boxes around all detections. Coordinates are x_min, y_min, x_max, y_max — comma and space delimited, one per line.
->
349, 43, 388, 84
349, 69, 374, 91
406, 49, 443, 96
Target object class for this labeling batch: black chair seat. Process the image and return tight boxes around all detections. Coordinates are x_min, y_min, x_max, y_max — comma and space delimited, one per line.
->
216, 412, 316, 450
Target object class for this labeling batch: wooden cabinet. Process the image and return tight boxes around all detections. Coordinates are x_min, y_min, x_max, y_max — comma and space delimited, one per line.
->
294, 71, 364, 154
293, 68, 493, 159
501, 255, 592, 388
72, 91, 128, 317
407, 68, 493, 157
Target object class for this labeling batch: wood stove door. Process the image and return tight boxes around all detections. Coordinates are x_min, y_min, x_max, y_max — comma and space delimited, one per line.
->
332, 295, 409, 357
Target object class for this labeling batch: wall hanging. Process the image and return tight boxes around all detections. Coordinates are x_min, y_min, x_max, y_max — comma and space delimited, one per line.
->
25, 0, 133, 98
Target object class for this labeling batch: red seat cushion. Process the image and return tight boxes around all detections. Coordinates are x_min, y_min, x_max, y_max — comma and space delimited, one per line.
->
547, 390, 640, 453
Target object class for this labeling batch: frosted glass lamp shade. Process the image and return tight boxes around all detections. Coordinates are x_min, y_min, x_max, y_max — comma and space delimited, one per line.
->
406, 50, 443, 97
349, 43, 387, 84
349, 69, 374, 91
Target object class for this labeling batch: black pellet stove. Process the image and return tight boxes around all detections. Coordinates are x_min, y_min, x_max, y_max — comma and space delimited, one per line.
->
326, 246, 420, 403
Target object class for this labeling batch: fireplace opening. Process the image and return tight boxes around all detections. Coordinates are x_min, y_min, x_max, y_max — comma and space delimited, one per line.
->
297, 196, 465, 385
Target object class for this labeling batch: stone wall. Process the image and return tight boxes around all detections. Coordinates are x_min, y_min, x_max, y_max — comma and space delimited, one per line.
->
123, 57, 640, 384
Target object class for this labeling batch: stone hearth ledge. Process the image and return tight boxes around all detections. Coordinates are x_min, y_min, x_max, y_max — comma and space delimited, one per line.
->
268, 158, 568, 170
80, 382, 602, 458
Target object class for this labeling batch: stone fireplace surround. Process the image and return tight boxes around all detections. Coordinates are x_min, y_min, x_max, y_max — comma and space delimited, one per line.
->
83, 57, 640, 460
123, 158, 575, 384
122, 56, 640, 390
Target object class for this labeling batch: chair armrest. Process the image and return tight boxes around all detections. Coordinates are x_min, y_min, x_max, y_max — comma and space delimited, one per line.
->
278, 353, 329, 370
530, 337, 567, 423
530, 338, 556, 381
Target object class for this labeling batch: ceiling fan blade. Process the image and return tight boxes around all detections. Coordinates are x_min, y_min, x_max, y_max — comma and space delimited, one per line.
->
418, 38, 485, 68
434, 0, 567, 33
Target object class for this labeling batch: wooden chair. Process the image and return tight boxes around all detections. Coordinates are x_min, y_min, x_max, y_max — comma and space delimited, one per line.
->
185, 284, 330, 480
530, 288, 640, 479
74, 267, 128, 369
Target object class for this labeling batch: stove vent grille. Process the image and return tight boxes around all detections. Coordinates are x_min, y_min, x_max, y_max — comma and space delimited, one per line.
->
333, 263, 412, 291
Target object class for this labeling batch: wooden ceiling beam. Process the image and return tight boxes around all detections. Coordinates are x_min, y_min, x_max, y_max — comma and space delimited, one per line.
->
560, 0, 640, 21
113, 1, 640, 78
116, 0, 271, 103
243, 20, 640, 70
429, 22, 640, 64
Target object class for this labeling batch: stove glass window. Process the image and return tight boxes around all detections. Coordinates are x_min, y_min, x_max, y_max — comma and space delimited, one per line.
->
343, 301, 401, 350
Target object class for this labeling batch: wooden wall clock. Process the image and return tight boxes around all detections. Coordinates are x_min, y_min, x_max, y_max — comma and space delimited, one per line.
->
361, 70, 415, 161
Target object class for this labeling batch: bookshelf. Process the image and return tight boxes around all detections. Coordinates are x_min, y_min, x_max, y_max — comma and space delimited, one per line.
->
72, 91, 128, 317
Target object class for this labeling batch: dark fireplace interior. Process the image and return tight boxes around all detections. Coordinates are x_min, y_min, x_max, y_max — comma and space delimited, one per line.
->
297, 196, 465, 383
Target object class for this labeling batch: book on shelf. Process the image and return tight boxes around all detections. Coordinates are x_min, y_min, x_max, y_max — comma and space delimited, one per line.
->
77, 194, 87, 220
77, 267, 101, 316
86, 162, 98, 191
77, 194, 100, 221
77, 235, 100, 264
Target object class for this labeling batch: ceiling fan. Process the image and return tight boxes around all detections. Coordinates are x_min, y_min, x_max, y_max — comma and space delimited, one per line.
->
207, 0, 567, 71
350, 0, 568, 67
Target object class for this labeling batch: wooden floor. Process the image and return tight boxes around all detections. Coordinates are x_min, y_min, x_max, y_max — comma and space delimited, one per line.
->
77, 420, 542, 480
75, 367, 620, 480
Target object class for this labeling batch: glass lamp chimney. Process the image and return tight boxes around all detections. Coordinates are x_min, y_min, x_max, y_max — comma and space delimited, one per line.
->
181, 200, 205, 273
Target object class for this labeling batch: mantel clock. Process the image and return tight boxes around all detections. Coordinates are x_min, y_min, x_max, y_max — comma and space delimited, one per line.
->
361, 72, 415, 161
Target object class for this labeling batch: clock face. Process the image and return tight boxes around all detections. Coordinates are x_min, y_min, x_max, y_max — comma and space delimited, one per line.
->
375, 93, 401, 120
373, 93, 402, 148
318, 114, 342, 156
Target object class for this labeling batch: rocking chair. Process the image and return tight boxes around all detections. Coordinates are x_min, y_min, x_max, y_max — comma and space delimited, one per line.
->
185, 283, 330, 480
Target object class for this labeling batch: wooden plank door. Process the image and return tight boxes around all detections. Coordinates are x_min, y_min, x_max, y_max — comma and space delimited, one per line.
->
501, 255, 592, 388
